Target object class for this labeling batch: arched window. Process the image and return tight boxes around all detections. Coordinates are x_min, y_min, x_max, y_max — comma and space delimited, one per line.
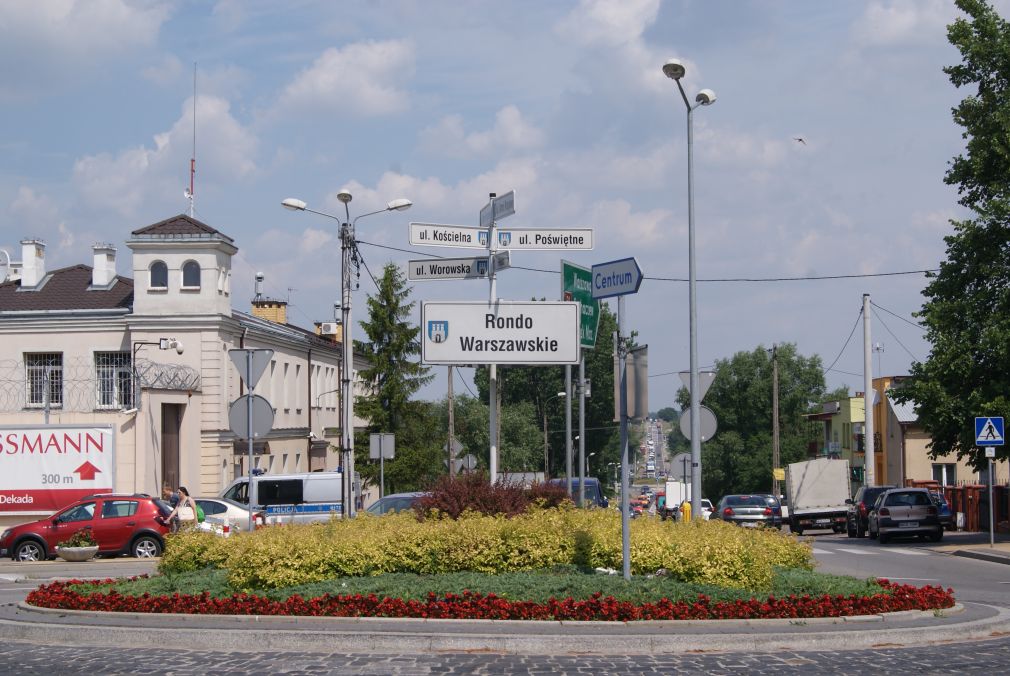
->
182, 260, 201, 288
150, 261, 168, 288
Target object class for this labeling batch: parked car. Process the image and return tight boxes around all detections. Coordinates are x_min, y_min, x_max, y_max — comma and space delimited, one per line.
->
365, 492, 427, 515
700, 498, 714, 520
867, 488, 943, 544
0, 493, 171, 561
194, 497, 265, 532
845, 484, 897, 538
546, 478, 609, 508
928, 492, 955, 531
714, 494, 783, 528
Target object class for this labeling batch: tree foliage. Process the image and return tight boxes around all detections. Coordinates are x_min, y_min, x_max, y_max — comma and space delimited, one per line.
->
893, 0, 1010, 468
655, 407, 679, 423
677, 344, 826, 500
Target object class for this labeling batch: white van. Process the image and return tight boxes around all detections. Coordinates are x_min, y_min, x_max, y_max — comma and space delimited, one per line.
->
220, 472, 359, 524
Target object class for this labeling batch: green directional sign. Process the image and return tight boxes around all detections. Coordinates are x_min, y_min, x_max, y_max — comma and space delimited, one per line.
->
561, 260, 600, 348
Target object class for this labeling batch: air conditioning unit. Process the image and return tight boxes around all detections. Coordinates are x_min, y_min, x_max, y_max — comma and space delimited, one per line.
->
320, 322, 340, 335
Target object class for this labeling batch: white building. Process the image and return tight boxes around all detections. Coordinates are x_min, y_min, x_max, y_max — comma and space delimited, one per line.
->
0, 214, 363, 527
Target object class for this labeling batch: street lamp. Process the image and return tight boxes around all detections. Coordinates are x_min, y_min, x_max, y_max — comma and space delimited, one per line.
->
664, 58, 716, 520
282, 191, 412, 517
584, 451, 596, 479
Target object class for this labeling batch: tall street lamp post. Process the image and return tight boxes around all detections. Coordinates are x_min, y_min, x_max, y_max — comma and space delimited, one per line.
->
282, 192, 412, 517
663, 58, 716, 519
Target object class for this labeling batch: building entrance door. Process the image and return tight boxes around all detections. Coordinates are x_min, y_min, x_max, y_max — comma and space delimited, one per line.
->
162, 403, 183, 489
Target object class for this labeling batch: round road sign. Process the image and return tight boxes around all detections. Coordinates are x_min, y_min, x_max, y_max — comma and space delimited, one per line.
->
679, 406, 718, 442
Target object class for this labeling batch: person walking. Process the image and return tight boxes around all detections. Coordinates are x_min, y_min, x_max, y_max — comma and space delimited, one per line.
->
161, 485, 180, 532
680, 499, 692, 522
165, 486, 198, 530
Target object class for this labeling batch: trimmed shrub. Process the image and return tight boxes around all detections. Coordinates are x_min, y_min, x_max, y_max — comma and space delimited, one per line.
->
414, 472, 571, 519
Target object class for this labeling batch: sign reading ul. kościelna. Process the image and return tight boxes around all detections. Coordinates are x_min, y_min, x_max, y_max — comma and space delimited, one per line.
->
421, 301, 580, 365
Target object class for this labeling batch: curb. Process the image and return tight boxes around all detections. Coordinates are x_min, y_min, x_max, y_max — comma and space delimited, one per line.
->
1, 601, 1003, 655
950, 549, 1010, 566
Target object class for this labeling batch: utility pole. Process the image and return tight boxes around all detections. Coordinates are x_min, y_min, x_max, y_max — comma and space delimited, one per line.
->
447, 365, 455, 477
565, 365, 573, 499
771, 344, 780, 497
862, 293, 875, 487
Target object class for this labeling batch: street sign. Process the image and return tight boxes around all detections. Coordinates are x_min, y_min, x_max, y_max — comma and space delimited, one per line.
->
678, 370, 717, 401
480, 190, 516, 228
976, 416, 1004, 446
986, 447, 996, 458
229, 349, 274, 389
591, 257, 643, 299
495, 228, 593, 250
679, 406, 718, 442
460, 453, 478, 471
562, 260, 600, 349
421, 301, 580, 365
407, 256, 491, 281
369, 433, 395, 459
670, 452, 691, 482
443, 438, 464, 456
492, 250, 511, 271
229, 394, 274, 440
409, 222, 487, 249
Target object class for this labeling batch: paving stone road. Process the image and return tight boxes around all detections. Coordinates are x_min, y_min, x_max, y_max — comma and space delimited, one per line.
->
2, 636, 1009, 675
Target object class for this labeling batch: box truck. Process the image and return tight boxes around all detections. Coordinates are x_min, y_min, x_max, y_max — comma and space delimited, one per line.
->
785, 458, 851, 534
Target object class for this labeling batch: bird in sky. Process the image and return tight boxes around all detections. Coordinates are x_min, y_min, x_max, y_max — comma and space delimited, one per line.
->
794, 137, 807, 145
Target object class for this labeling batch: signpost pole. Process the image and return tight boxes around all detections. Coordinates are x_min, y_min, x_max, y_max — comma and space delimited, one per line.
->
488, 193, 498, 486
381, 441, 385, 499
246, 350, 254, 533
618, 296, 631, 581
989, 454, 995, 548
565, 365, 573, 499
579, 356, 586, 508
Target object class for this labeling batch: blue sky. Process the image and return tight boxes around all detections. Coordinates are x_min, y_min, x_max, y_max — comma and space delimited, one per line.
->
0, 0, 988, 409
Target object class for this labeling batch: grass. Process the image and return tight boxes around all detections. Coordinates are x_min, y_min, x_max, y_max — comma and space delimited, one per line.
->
75, 565, 886, 605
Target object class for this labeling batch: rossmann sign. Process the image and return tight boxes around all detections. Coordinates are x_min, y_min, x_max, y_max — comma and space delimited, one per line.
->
0, 425, 115, 513
421, 301, 580, 365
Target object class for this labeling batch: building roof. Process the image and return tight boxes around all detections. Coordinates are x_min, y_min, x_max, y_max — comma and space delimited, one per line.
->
888, 395, 918, 423
233, 310, 343, 352
0, 265, 133, 312
130, 214, 234, 243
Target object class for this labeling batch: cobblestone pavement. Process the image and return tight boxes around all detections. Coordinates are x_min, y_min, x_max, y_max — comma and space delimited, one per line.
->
2, 636, 1009, 674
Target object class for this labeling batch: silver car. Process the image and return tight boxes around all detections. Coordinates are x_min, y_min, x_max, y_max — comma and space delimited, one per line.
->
867, 488, 942, 544
714, 494, 782, 528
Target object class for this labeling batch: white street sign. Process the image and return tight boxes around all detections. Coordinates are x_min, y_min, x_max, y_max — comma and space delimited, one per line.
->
492, 250, 511, 271
591, 257, 643, 299
369, 433, 395, 459
421, 301, 580, 365
409, 222, 487, 249
678, 370, 717, 401
494, 228, 593, 250
229, 349, 274, 389
480, 190, 516, 228
408, 256, 491, 281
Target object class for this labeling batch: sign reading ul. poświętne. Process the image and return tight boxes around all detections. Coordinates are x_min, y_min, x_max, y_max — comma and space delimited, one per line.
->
421, 301, 581, 365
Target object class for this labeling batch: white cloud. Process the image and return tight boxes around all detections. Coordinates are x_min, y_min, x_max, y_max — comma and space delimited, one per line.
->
300, 227, 334, 253
10, 186, 61, 225
420, 106, 545, 158
0, 0, 170, 101
273, 41, 414, 118
556, 0, 660, 48
852, 0, 953, 47
142, 54, 184, 87
72, 95, 258, 218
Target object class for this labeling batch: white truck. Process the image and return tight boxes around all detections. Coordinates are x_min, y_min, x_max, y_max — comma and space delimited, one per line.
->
784, 457, 851, 534
662, 479, 689, 520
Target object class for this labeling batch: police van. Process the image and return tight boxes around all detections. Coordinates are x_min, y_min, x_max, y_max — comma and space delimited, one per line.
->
220, 471, 359, 524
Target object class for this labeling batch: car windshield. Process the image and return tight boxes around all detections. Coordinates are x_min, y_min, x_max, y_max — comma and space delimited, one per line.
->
366, 496, 418, 515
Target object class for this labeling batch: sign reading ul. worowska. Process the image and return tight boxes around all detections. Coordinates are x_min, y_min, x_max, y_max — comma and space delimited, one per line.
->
421, 301, 581, 365
0, 425, 115, 513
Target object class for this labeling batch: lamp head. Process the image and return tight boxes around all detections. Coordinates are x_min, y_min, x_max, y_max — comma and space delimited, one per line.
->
281, 198, 307, 211
386, 198, 413, 212
336, 190, 352, 204
696, 88, 717, 106
663, 59, 686, 80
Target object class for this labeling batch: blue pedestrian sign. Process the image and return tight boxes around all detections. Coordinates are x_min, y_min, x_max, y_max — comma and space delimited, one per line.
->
975, 416, 1004, 446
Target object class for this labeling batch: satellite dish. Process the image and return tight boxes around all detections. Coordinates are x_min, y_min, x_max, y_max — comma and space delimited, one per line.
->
0, 249, 10, 283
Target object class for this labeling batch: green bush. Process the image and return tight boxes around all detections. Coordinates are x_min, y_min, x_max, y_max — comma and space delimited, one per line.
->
159, 509, 813, 591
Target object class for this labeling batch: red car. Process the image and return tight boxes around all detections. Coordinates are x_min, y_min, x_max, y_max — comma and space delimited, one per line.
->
0, 493, 171, 561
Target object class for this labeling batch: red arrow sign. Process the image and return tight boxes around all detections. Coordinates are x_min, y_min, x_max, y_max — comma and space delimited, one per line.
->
74, 461, 102, 481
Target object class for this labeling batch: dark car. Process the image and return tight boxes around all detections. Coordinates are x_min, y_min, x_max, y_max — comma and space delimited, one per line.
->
714, 494, 783, 528
546, 478, 609, 508
867, 488, 942, 544
0, 493, 171, 561
928, 492, 955, 531
845, 485, 896, 538
365, 492, 427, 515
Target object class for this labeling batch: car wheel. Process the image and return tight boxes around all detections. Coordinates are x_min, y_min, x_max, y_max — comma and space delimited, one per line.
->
928, 529, 943, 543
846, 523, 856, 538
131, 535, 162, 558
14, 540, 45, 562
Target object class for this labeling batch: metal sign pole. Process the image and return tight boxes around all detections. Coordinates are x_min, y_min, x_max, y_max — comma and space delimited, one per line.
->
579, 354, 586, 508
380, 439, 385, 499
247, 350, 254, 533
989, 456, 995, 548
618, 296, 631, 581
565, 364, 573, 499
488, 193, 498, 486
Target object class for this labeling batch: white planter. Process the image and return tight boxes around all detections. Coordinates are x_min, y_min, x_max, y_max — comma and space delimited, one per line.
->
56, 545, 99, 562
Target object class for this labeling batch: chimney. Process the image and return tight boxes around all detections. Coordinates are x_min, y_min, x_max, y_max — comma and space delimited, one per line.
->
19, 239, 46, 288
91, 243, 117, 287
250, 271, 287, 324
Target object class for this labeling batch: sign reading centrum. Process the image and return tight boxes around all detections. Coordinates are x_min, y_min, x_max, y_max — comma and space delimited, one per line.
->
421, 301, 581, 365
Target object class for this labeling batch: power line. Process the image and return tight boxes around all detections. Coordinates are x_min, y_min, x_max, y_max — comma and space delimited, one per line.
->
824, 309, 863, 374
870, 300, 924, 331
872, 308, 920, 363
455, 367, 477, 397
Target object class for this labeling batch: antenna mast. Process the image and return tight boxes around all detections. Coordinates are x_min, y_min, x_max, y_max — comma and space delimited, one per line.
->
187, 62, 197, 217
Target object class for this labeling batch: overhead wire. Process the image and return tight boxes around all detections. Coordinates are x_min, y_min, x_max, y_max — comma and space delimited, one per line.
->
824, 309, 863, 376
870, 300, 924, 331
872, 308, 921, 363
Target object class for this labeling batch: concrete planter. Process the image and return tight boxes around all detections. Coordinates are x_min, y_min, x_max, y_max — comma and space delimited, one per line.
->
56, 546, 99, 562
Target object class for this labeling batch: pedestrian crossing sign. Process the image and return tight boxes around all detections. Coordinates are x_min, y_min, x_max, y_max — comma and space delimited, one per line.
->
975, 416, 1004, 446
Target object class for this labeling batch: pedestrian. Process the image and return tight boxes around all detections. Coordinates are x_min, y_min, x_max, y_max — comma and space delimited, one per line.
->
161, 484, 180, 532
680, 499, 692, 522
165, 486, 199, 530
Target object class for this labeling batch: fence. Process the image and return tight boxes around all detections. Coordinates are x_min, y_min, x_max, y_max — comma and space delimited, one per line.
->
907, 479, 1009, 532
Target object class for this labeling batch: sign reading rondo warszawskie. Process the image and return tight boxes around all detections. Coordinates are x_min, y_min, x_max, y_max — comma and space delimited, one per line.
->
561, 260, 599, 349
421, 301, 581, 365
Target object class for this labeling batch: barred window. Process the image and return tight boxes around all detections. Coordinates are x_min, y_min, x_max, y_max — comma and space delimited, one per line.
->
25, 353, 63, 408
96, 351, 133, 409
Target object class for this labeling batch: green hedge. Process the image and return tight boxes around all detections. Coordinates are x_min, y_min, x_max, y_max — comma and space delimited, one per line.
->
158, 509, 813, 591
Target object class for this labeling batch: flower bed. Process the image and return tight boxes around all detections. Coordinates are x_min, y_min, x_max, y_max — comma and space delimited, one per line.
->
26, 578, 954, 621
